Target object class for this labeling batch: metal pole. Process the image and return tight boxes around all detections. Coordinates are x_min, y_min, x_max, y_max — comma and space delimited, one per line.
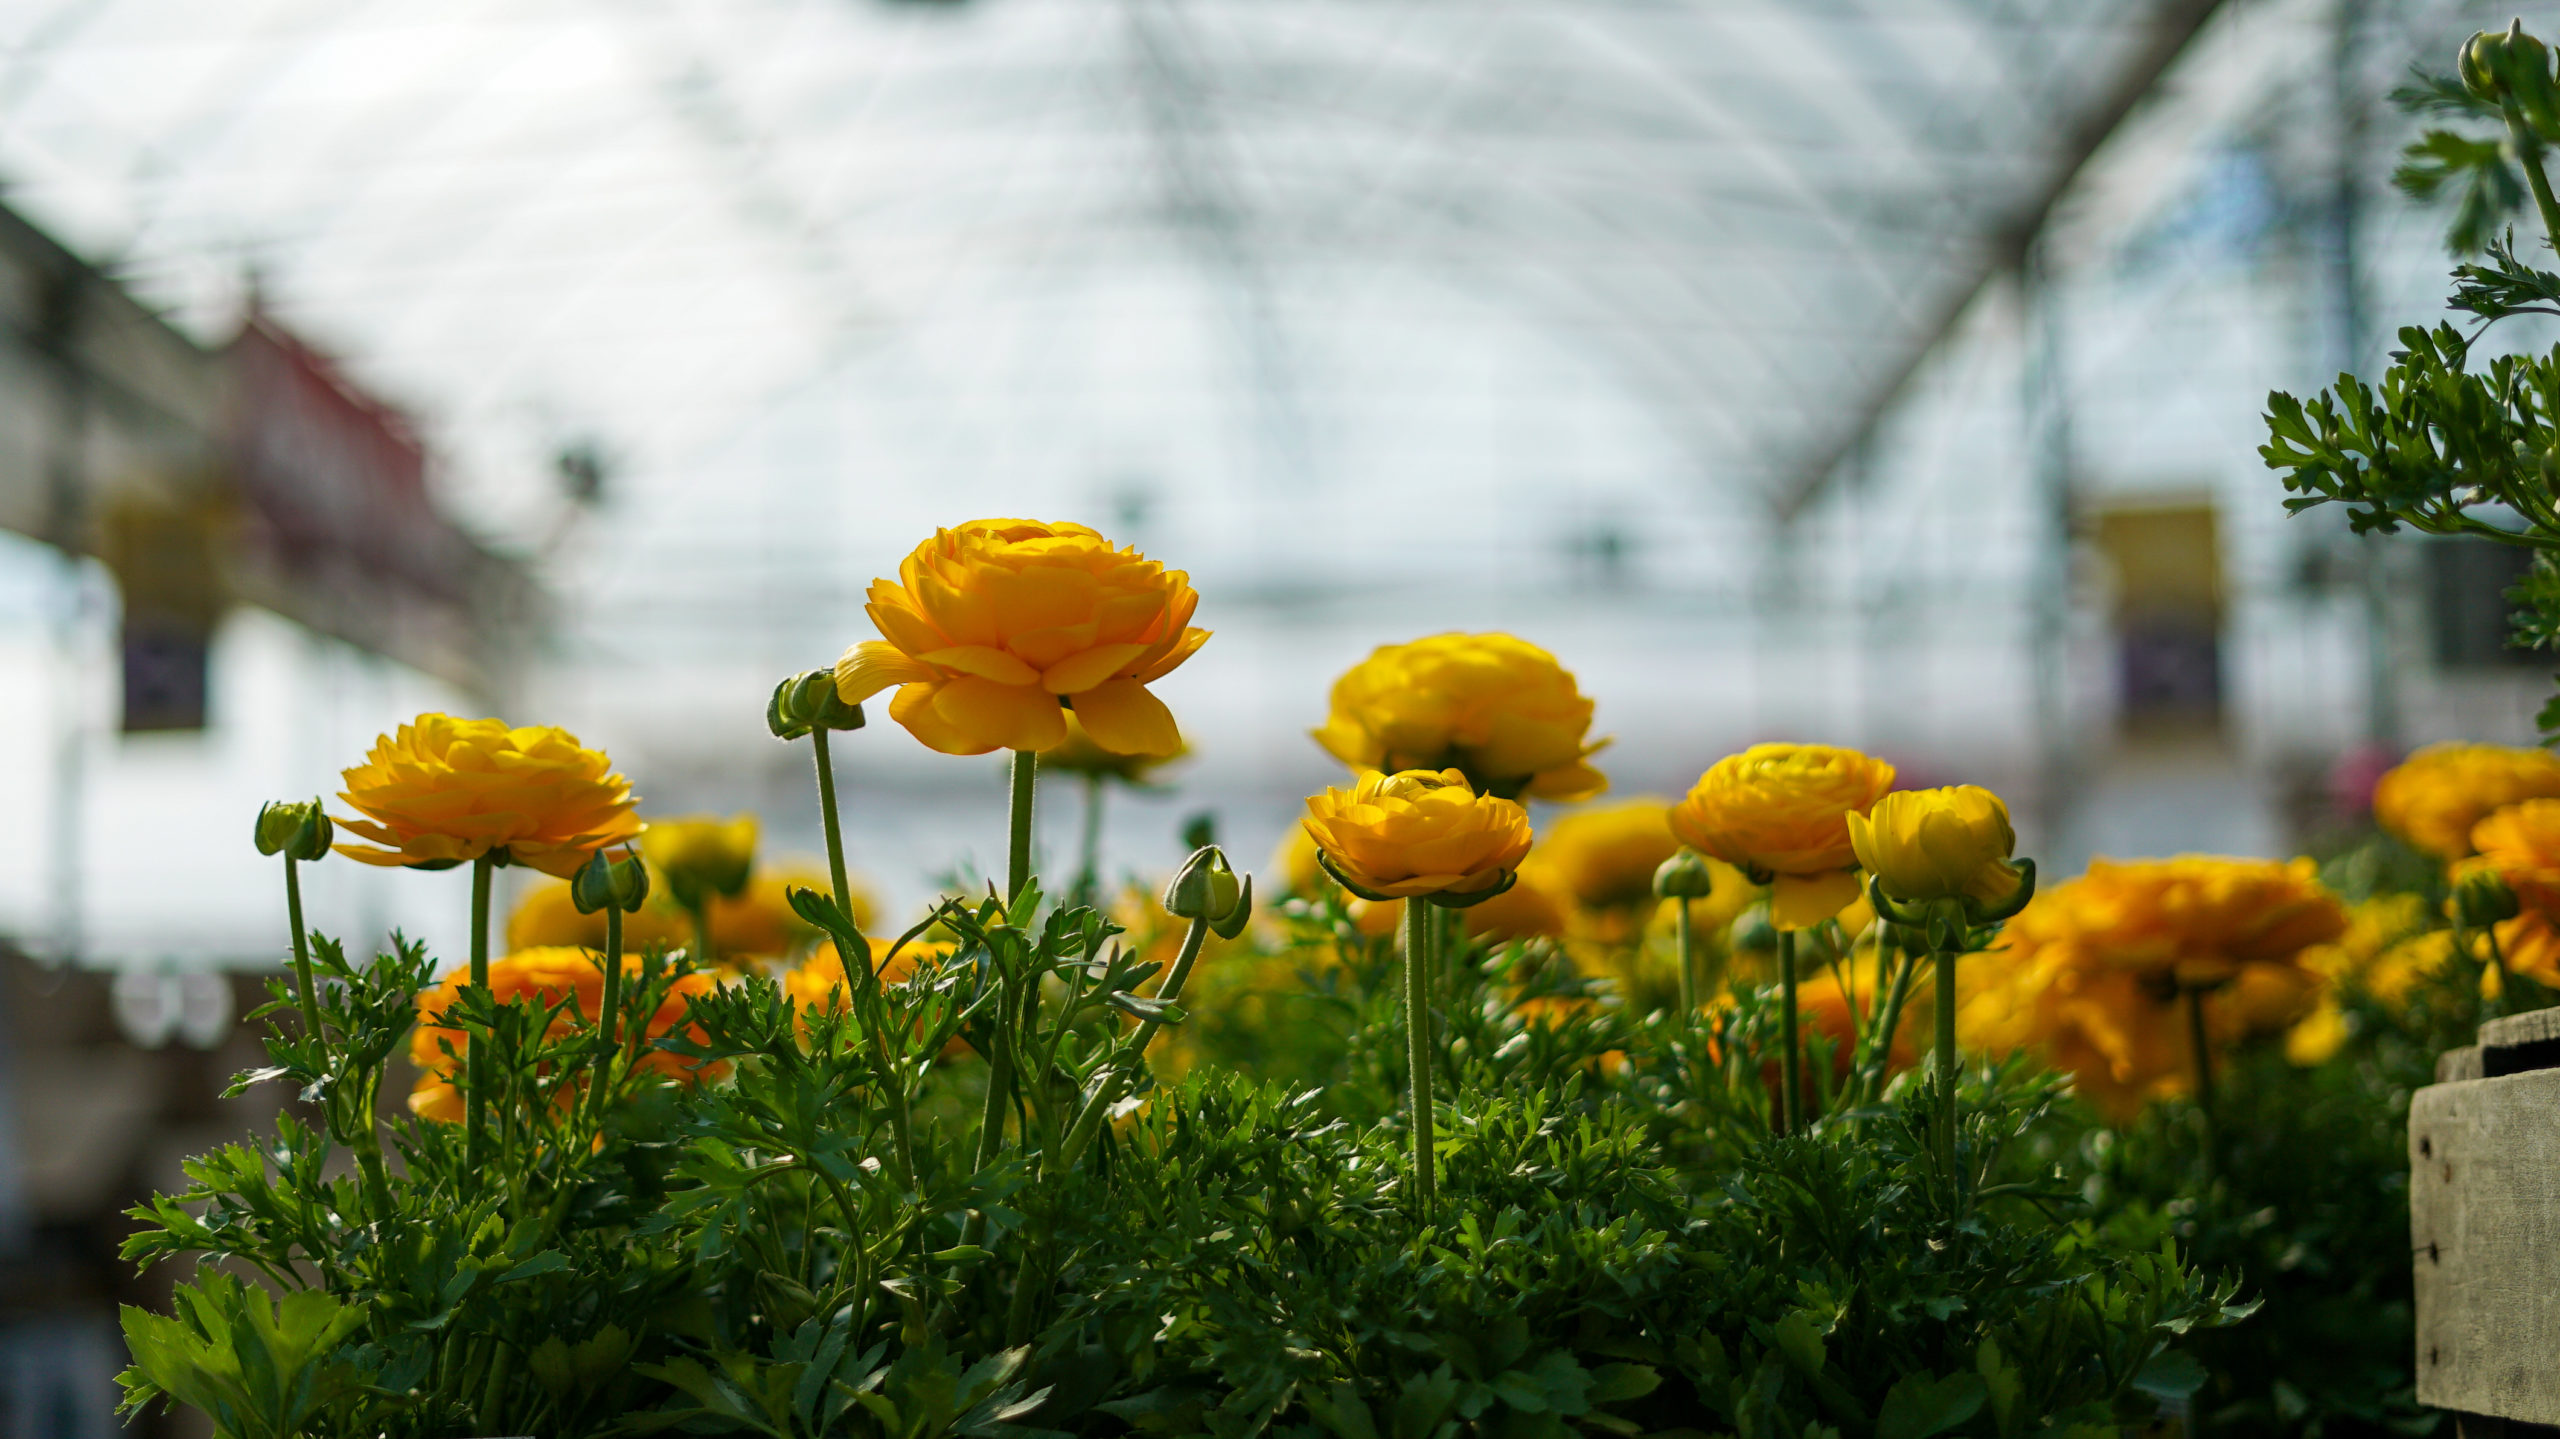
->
2021, 248, 2076, 850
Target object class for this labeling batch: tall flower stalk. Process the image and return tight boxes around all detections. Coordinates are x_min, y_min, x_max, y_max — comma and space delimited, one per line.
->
1304, 768, 1531, 1221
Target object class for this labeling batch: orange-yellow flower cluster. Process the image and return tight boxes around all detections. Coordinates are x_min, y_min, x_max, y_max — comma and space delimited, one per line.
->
836, 519, 1208, 757
408, 947, 721, 1122
2373, 742, 2560, 860
2461, 798, 2560, 987
1959, 857, 2346, 1119
1301, 769, 1533, 900
335, 715, 642, 878
507, 866, 871, 962
1671, 743, 1895, 929
1312, 633, 1607, 801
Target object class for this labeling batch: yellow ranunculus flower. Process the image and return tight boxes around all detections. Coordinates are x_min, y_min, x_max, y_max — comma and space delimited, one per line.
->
834, 519, 1208, 757
334, 714, 642, 879
408, 947, 722, 1122
641, 813, 759, 910
1311, 633, 1607, 801
1846, 785, 2022, 908
1957, 856, 2346, 1120
2372, 742, 2560, 861
1301, 769, 1533, 900
1669, 743, 1895, 930
1536, 799, 1681, 912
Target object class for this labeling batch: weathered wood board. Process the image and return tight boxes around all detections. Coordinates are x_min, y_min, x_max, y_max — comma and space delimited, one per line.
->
2411, 1065, 2560, 1424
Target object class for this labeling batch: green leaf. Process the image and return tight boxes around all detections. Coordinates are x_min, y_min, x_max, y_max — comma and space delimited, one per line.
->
1875, 1372, 1987, 1439
1586, 1363, 1660, 1405
2131, 1349, 2209, 1403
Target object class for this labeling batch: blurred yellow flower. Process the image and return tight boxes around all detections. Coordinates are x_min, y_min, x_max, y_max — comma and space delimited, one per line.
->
510, 864, 871, 961
334, 714, 642, 879
1670, 743, 1895, 930
786, 936, 956, 1006
408, 947, 721, 1122
1536, 799, 1681, 912
1958, 856, 2345, 1120
642, 813, 758, 910
1458, 869, 1571, 943
1311, 633, 1607, 801
1301, 769, 1533, 900
2453, 798, 2560, 986
835, 519, 1208, 757
1042, 709, 1186, 783
2372, 742, 2560, 861
1846, 785, 2023, 909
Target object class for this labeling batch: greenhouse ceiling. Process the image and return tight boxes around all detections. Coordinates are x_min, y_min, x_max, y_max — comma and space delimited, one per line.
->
0, 0, 2219, 533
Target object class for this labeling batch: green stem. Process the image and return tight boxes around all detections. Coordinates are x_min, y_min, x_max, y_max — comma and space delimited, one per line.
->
2185, 986, 2216, 1130
1674, 900, 1697, 1017
814, 727, 918, 1188
687, 898, 714, 968
2185, 986, 2218, 1183
1050, 915, 1210, 1180
1935, 946, 1959, 1173
1076, 771, 1105, 907
1403, 897, 1437, 1217
813, 728, 855, 928
1777, 928, 1802, 1137
282, 856, 323, 1042
466, 854, 494, 1176
2509, 105, 2560, 250
585, 906, 624, 1129
1868, 940, 1918, 1104
1007, 749, 1039, 902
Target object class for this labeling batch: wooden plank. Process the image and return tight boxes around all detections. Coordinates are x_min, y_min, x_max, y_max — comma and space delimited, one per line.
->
2481, 1008, 2560, 1077
2413, 1067, 2560, 1424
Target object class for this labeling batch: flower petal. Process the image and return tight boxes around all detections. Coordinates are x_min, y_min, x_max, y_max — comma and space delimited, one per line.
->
837, 641, 941, 703
920, 645, 1043, 686
890, 682, 1000, 756
1769, 869, 1862, 931
933, 677, 1068, 752
1041, 643, 1149, 695
1072, 678, 1181, 756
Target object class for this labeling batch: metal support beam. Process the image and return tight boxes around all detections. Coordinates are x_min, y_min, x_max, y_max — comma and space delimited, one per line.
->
1772, 0, 2231, 521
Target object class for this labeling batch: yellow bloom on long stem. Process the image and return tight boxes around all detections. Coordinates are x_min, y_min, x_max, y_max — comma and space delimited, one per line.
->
1670, 742, 1895, 930
1301, 769, 1534, 899
1312, 633, 1608, 801
333, 714, 642, 879
2373, 742, 2560, 861
641, 813, 758, 910
834, 519, 1209, 757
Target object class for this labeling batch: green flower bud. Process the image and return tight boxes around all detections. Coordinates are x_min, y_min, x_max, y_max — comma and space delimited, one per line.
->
1653, 848, 1716, 901
253, 799, 333, 863
767, 669, 867, 740
1210, 874, 1255, 940
2463, 27, 2508, 101
572, 848, 652, 915
1163, 846, 1244, 925
2455, 866, 2522, 929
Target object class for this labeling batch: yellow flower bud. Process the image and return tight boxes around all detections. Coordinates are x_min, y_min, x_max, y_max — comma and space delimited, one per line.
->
641, 814, 759, 911
834, 519, 1208, 758
1163, 847, 1246, 925
1653, 848, 1717, 901
768, 669, 865, 740
1845, 785, 2022, 910
1300, 769, 1532, 903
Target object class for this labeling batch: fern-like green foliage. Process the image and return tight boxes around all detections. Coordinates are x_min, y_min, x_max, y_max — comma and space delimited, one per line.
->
2268, 25, 2560, 733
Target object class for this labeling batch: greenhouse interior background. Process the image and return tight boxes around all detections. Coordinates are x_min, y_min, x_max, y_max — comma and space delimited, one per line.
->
0, 0, 2549, 1431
